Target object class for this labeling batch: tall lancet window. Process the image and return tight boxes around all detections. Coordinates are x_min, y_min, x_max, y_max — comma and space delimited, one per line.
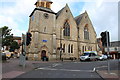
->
84, 24, 89, 40
63, 20, 70, 36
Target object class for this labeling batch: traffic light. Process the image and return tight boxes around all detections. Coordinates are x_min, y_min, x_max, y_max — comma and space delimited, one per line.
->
26, 32, 32, 46
100, 31, 110, 47
101, 32, 106, 46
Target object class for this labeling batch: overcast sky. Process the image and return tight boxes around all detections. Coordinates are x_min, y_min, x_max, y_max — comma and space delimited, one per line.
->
0, 0, 119, 42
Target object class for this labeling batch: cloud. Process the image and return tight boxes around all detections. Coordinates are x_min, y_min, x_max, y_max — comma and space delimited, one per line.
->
0, 0, 118, 42
80, 1, 118, 41
0, 0, 36, 36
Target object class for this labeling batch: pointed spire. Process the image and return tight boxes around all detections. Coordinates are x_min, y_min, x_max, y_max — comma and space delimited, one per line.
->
84, 10, 88, 15
65, 3, 69, 7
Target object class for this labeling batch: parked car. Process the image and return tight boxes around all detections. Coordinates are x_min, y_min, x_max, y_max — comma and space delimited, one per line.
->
3, 51, 11, 59
98, 54, 108, 60
80, 51, 99, 61
107, 55, 112, 59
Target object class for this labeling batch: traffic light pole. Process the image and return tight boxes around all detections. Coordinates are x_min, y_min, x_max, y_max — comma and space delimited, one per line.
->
106, 31, 110, 73
19, 34, 26, 69
23, 33, 27, 68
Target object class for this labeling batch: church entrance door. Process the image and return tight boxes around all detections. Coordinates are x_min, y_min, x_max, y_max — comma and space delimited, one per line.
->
41, 50, 48, 61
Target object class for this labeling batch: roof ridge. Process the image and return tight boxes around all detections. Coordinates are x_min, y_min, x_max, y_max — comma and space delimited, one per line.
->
74, 12, 85, 25
56, 7, 65, 19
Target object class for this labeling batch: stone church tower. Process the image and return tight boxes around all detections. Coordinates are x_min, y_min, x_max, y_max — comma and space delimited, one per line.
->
27, 0, 97, 61
27, 0, 56, 60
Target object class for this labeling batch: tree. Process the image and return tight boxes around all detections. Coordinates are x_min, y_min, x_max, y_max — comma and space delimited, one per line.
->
0, 26, 13, 50
9, 41, 20, 52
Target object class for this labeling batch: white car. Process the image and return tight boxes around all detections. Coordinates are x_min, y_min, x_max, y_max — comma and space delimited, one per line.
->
80, 51, 99, 61
98, 55, 107, 60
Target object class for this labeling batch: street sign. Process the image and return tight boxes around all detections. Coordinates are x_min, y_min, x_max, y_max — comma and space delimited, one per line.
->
42, 40, 47, 42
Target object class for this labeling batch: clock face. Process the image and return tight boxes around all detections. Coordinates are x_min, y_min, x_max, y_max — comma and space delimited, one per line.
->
44, 13, 49, 19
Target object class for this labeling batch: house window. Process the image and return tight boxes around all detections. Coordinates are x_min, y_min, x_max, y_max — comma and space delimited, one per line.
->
84, 24, 89, 40
63, 44, 65, 53
68, 44, 70, 53
71, 44, 73, 53
63, 21, 70, 36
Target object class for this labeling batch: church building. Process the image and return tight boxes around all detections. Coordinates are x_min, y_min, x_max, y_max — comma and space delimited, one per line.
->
27, 0, 97, 60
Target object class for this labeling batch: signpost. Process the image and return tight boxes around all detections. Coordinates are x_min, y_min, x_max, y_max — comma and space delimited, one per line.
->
101, 31, 110, 73
106, 31, 110, 73
19, 34, 26, 68
19, 32, 32, 68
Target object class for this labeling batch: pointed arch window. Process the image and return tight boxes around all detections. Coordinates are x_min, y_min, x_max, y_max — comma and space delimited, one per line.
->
63, 44, 65, 53
84, 24, 89, 40
88, 46, 91, 50
85, 46, 86, 51
91, 47, 92, 51
71, 44, 73, 53
68, 44, 70, 53
63, 21, 70, 36
82, 46, 84, 53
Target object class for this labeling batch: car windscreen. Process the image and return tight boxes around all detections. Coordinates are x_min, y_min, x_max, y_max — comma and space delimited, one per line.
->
82, 53, 89, 56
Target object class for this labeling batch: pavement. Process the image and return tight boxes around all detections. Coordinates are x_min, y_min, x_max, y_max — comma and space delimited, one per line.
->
2, 58, 62, 79
96, 70, 119, 80
2, 58, 120, 80
96, 60, 120, 80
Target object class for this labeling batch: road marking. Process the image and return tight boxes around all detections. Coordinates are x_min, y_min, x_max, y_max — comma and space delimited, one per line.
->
52, 63, 62, 67
93, 66, 107, 72
74, 61, 107, 63
36, 67, 93, 72
95, 66, 107, 69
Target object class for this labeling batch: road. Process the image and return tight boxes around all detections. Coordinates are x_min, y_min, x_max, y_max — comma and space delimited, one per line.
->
12, 59, 119, 79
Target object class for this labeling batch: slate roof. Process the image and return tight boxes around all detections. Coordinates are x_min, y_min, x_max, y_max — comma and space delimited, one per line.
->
38, 7, 54, 12
74, 13, 84, 25
56, 7, 65, 19
29, 7, 56, 17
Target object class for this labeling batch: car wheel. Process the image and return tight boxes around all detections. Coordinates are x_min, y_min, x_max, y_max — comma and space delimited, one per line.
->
80, 59, 83, 61
95, 58, 98, 61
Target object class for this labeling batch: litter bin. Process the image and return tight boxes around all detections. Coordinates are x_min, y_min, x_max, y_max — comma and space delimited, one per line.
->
42, 56, 48, 61
2, 53, 6, 61
44, 57, 46, 61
